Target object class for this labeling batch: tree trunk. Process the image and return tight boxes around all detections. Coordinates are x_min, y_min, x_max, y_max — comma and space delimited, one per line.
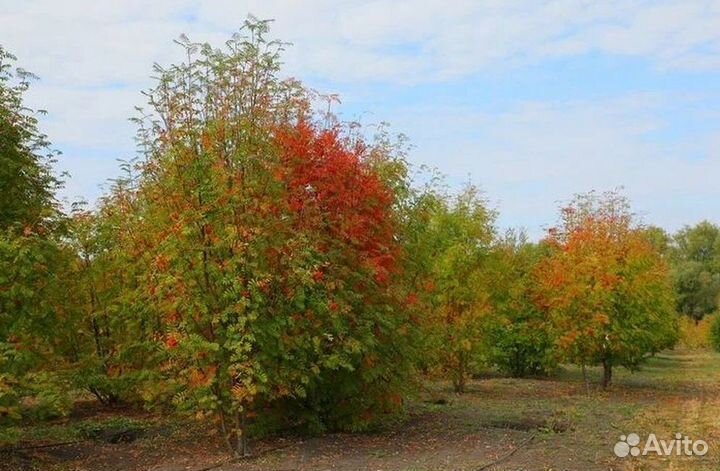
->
601, 359, 612, 389
236, 409, 250, 457
218, 408, 235, 457
455, 375, 465, 394
453, 354, 466, 394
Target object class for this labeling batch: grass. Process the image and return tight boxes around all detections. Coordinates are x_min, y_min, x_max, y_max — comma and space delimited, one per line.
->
0, 415, 164, 449
2, 349, 718, 470
408, 349, 720, 470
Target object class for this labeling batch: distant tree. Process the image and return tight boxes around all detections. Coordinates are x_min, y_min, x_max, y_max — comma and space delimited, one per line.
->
406, 184, 496, 393
535, 191, 678, 389
710, 316, 720, 352
670, 221, 720, 323
643, 225, 671, 255
486, 231, 557, 378
672, 221, 720, 264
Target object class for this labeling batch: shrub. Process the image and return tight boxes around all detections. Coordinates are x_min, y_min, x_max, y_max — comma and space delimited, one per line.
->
485, 232, 558, 378
489, 320, 557, 377
677, 315, 713, 350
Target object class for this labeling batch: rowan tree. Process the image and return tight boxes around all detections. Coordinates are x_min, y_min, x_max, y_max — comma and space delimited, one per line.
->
0, 46, 75, 420
65, 186, 166, 406
0, 47, 62, 232
534, 191, 677, 389
114, 19, 413, 455
485, 231, 557, 377
402, 184, 495, 393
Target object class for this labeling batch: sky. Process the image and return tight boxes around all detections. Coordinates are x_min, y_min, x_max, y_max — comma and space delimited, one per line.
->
2, 0, 720, 238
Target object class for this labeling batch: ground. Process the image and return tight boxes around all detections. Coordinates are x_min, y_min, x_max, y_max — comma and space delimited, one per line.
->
1, 349, 718, 471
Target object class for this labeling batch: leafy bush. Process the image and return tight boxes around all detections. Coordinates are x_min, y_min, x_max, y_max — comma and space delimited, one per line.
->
0, 365, 72, 423
484, 232, 558, 378
21, 372, 73, 421
677, 315, 713, 350
489, 320, 557, 377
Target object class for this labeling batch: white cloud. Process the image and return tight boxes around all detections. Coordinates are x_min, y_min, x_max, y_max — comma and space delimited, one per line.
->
4, 0, 720, 92
4, 0, 720, 86
383, 93, 720, 237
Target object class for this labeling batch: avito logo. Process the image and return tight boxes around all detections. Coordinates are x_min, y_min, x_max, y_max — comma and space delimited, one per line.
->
614, 433, 709, 458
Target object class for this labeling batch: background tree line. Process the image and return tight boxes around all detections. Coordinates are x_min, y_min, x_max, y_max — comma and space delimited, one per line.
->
1, 19, 718, 457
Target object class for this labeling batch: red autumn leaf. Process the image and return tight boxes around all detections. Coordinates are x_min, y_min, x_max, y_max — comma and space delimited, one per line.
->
166, 335, 179, 349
